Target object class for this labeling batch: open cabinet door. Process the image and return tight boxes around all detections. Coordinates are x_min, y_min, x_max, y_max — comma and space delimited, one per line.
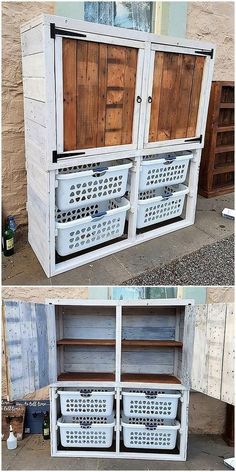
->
144, 44, 214, 149
191, 303, 234, 405
54, 30, 144, 160
3, 300, 57, 401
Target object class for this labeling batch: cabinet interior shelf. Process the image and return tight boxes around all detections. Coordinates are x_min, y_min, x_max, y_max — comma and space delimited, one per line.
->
57, 339, 183, 348
57, 372, 181, 384
57, 372, 115, 381
121, 374, 181, 384
122, 340, 183, 348
57, 338, 115, 346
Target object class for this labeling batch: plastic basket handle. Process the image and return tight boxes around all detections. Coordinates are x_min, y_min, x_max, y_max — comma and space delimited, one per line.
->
91, 211, 107, 220
162, 192, 173, 200
92, 166, 108, 177
145, 393, 157, 399
80, 421, 92, 428
163, 155, 176, 165
145, 424, 158, 430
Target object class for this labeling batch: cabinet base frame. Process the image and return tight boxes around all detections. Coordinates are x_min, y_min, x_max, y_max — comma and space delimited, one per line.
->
50, 384, 189, 461
31, 151, 201, 277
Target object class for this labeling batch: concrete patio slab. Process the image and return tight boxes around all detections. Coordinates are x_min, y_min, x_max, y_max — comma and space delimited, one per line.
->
2, 434, 233, 470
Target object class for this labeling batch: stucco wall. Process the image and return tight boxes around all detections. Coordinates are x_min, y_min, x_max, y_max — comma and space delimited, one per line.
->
187, 2, 234, 80
2, 2, 54, 227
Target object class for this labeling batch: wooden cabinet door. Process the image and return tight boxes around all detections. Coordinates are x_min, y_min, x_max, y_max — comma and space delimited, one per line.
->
144, 45, 213, 149
3, 300, 56, 400
55, 34, 144, 158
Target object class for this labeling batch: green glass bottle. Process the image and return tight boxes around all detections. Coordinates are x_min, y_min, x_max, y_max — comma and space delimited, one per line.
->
42, 412, 50, 440
3, 225, 14, 256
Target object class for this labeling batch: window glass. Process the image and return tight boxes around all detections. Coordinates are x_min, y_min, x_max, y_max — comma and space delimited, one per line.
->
84, 1, 153, 32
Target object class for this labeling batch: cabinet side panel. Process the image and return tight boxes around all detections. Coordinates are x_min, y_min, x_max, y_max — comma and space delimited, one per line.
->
21, 23, 47, 168
27, 162, 51, 277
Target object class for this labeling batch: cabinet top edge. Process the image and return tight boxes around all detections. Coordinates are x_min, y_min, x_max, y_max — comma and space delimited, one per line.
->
45, 298, 194, 306
20, 13, 215, 51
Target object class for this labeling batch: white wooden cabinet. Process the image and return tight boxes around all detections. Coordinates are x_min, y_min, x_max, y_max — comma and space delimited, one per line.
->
4, 298, 195, 460
21, 15, 215, 277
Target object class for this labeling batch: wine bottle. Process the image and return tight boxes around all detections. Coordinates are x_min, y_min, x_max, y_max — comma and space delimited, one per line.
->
43, 412, 50, 440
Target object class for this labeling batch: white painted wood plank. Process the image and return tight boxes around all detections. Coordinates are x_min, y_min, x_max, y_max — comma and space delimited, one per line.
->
181, 305, 195, 387
23, 78, 46, 102
46, 304, 57, 384
21, 24, 44, 56
207, 304, 226, 399
22, 52, 45, 78
24, 98, 46, 127
221, 303, 235, 405
191, 304, 208, 394
25, 139, 46, 166
25, 119, 46, 149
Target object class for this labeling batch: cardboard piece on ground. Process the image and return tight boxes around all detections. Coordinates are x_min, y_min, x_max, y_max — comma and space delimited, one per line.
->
2, 400, 26, 440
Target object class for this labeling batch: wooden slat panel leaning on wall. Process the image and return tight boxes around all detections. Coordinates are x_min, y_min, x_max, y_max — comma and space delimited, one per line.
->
191, 303, 234, 405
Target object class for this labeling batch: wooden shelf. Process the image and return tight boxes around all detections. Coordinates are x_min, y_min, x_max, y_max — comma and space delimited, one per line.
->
121, 373, 181, 384
213, 164, 234, 175
215, 145, 234, 154
122, 340, 183, 348
57, 338, 115, 346
217, 125, 234, 132
58, 372, 115, 381
220, 102, 234, 108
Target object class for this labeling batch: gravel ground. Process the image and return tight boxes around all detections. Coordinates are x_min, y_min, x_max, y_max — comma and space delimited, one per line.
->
123, 234, 234, 286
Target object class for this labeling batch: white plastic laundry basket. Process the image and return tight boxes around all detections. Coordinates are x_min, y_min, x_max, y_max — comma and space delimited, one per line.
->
139, 151, 192, 191
122, 415, 180, 450
55, 197, 130, 256
57, 415, 115, 448
56, 160, 132, 210
137, 184, 189, 229
58, 389, 115, 416
122, 389, 181, 419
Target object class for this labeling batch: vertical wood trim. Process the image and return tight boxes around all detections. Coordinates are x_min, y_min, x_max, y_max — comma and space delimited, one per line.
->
174, 307, 181, 376
63, 38, 77, 151
206, 303, 226, 398
55, 37, 64, 153
116, 305, 122, 383
221, 303, 234, 405
97, 43, 108, 147
186, 55, 205, 137
148, 52, 164, 141
58, 306, 64, 374
191, 304, 208, 394
181, 304, 195, 387
46, 304, 57, 384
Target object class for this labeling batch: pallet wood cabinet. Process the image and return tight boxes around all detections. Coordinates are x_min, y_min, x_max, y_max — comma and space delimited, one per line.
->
46, 298, 194, 461
21, 15, 215, 277
199, 81, 234, 197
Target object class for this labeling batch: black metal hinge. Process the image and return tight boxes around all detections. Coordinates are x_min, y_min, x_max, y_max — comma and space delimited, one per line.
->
52, 150, 86, 163
195, 48, 214, 59
184, 135, 203, 144
50, 22, 87, 39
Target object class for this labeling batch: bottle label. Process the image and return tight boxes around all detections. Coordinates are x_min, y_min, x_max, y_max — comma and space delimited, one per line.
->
44, 428, 49, 436
6, 238, 14, 250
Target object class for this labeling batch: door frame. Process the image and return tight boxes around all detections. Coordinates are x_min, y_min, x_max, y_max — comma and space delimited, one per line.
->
143, 43, 215, 150
54, 31, 146, 159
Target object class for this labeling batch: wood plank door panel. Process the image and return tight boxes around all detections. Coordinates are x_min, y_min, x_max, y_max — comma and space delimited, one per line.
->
146, 49, 206, 146
61, 38, 139, 154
